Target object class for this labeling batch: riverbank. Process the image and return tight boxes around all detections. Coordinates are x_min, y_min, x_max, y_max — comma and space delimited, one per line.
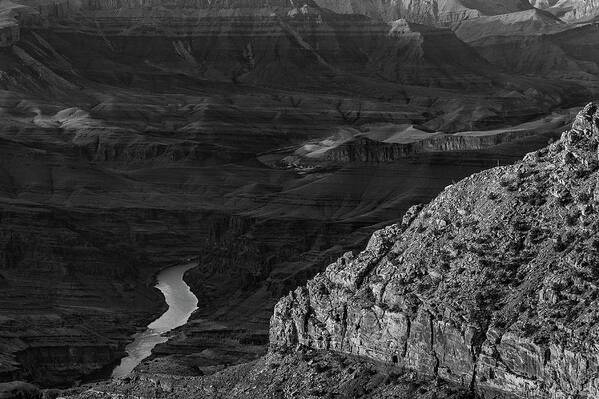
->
111, 263, 199, 379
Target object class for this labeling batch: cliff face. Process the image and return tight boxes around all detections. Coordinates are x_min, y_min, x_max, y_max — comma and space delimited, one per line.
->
452, 8, 566, 43
16, 0, 532, 23
547, 0, 599, 22
14, 3, 497, 90
322, 127, 558, 163
312, 0, 532, 25
270, 102, 599, 398
466, 22, 599, 89
529, 0, 560, 7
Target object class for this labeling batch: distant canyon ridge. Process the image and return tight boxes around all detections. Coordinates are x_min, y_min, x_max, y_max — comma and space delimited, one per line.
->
2, 0, 598, 27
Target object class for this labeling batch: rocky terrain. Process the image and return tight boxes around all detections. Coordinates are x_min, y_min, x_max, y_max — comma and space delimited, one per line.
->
0, 0, 598, 394
313, 0, 533, 25
452, 6, 599, 88
57, 102, 599, 398
453, 8, 567, 43
270, 102, 599, 398
543, 0, 599, 22
62, 351, 476, 399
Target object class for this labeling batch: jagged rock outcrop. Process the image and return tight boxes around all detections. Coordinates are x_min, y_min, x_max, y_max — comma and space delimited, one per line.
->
14, 0, 533, 25
529, 0, 559, 8
313, 0, 532, 25
441, 4, 599, 87
453, 8, 566, 43
465, 21, 599, 85
270, 102, 599, 398
546, 0, 599, 22
321, 125, 558, 163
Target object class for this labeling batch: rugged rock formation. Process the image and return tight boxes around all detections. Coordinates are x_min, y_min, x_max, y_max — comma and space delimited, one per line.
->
270, 102, 599, 398
445, 4, 599, 86
529, 0, 560, 7
453, 8, 567, 43
313, 0, 532, 25
530, 0, 599, 22
467, 21, 599, 85
12, 0, 533, 25
546, 0, 599, 22
318, 112, 572, 163
11, 1, 501, 90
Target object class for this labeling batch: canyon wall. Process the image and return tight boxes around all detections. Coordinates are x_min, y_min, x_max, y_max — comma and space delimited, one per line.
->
0, 0, 593, 388
548, 0, 599, 22
20, 10, 496, 90
323, 129, 547, 163
270, 103, 599, 398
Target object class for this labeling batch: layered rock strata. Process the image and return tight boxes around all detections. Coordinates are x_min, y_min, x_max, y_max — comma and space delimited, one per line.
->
467, 22, 599, 85
20, 6, 496, 90
16, 0, 533, 25
312, 0, 533, 25
546, 0, 599, 22
0, 0, 594, 388
322, 122, 565, 163
452, 8, 567, 43
270, 102, 599, 398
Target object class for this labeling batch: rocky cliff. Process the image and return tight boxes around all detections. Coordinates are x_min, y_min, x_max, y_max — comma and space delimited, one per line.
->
270, 102, 599, 398
16, 0, 533, 25
15, 2, 499, 90
529, 0, 560, 7
322, 123, 563, 163
466, 22, 599, 87
453, 8, 566, 43
547, 0, 599, 22
312, 0, 532, 25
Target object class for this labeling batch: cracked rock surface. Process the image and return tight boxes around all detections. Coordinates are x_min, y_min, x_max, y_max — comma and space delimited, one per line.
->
270, 102, 599, 398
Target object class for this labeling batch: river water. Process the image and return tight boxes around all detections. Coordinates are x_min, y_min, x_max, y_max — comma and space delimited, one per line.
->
111, 263, 198, 379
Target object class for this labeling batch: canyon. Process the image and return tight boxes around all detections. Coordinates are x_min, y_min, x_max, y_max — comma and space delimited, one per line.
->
268, 102, 599, 398
63, 102, 599, 399
0, 0, 598, 398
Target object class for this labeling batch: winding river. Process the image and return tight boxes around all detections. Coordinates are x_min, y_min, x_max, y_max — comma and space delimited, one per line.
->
111, 263, 198, 379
